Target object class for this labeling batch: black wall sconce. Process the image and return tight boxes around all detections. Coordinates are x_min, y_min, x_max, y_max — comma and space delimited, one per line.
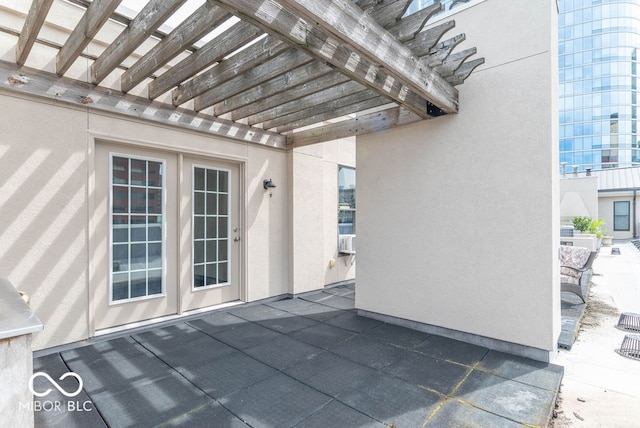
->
263, 179, 276, 190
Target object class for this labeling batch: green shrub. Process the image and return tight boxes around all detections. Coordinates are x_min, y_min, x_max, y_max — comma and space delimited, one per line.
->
572, 216, 591, 232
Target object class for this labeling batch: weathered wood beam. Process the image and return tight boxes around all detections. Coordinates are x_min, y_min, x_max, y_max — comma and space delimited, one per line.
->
216, 1, 448, 126
250, 80, 366, 126
172, 35, 288, 106
147, 20, 261, 99
355, 0, 380, 12
193, 47, 314, 111
276, 0, 458, 114
424, 34, 465, 67
121, 3, 230, 93
387, 2, 442, 42
365, 0, 413, 27
446, 57, 484, 86
0, 60, 285, 147
288, 106, 422, 147
270, 91, 386, 132
56, 0, 122, 76
211, 0, 433, 120
213, 0, 454, 118
278, 96, 393, 133
434, 47, 476, 78
405, 20, 455, 56
225, 66, 344, 119
91, 0, 187, 85
216, 61, 335, 118
16, 0, 54, 67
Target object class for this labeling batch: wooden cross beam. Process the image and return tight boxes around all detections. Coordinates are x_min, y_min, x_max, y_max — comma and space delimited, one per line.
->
56, 0, 122, 76
91, 0, 187, 85
121, 3, 231, 93
278, 0, 458, 113
16, 0, 54, 67
213, 0, 458, 118
147, 20, 261, 99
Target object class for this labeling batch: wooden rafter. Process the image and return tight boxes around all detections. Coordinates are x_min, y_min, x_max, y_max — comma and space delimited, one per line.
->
288, 106, 423, 147
120, 3, 230, 93
213, 0, 456, 118
266, 89, 381, 131
225, 67, 347, 120
251, 80, 367, 127
6, 0, 485, 147
16, 0, 54, 67
147, 20, 261, 99
91, 0, 187, 85
0, 60, 285, 147
362, 0, 412, 27
211, 1, 453, 132
217, 61, 337, 118
193, 48, 315, 111
276, 0, 458, 114
56, 0, 122, 76
172, 35, 289, 106
277, 96, 392, 133
200, 0, 445, 123
387, 3, 443, 42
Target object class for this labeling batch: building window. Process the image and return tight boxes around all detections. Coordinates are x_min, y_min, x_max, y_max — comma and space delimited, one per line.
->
338, 166, 356, 235
614, 201, 630, 231
111, 155, 164, 302
193, 166, 230, 288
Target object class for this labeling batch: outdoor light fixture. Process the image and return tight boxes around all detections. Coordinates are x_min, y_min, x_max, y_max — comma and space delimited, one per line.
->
263, 179, 276, 190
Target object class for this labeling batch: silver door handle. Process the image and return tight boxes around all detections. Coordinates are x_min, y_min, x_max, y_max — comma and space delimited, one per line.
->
234, 236, 241, 242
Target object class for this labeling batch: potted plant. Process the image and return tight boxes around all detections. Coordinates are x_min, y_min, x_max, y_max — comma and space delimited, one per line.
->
589, 218, 605, 249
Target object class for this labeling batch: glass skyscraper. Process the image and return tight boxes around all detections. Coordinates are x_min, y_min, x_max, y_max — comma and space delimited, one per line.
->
559, 0, 640, 170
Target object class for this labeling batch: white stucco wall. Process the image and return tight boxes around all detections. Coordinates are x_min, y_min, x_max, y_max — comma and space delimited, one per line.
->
598, 193, 638, 240
0, 94, 89, 350
0, 0, 358, 349
0, 92, 295, 350
289, 139, 356, 295
356, 0, 560, 356
559, 176, 599, 222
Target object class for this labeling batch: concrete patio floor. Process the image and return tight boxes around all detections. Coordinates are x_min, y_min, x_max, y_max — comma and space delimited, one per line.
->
33, 283, 564, 427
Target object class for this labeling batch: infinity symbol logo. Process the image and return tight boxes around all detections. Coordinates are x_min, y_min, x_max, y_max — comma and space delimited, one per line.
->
29, 372, 84, 398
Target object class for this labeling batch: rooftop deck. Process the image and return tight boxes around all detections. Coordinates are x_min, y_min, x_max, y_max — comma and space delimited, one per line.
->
33, 283, 563, 427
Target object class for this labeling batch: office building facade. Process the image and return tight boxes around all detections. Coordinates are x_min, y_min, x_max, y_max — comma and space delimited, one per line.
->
559, 0, 640, 170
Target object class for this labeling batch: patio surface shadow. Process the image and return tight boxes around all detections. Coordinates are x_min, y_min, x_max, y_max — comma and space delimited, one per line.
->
33, 283, 563, 427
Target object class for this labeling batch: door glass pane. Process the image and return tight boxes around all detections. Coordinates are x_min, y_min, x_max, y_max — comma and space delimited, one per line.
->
193, 166, 231, 288
218, 194, 228, 215
194, 168, 205, 190
194, 192, 205, 215
207, 169, 217, 191
218, 217, 228, 238
194, 217, 205, 239
112, 157, 129, 184
111, 155, 164, 302
130, 159, 147, 185
219, 171, 229, 193
206, 193, 217, 214
148, 188, 162, 214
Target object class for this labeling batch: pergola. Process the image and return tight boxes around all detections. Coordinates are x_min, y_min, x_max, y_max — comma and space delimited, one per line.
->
3, 0, 483, 148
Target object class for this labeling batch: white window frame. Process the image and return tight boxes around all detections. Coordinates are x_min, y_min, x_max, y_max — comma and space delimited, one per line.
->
109, 153, 167, 305
191, 164, 233, 291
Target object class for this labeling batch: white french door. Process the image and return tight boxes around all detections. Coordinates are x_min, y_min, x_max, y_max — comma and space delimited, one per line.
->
93, 143, 242, 331
179, 156, 241, 313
